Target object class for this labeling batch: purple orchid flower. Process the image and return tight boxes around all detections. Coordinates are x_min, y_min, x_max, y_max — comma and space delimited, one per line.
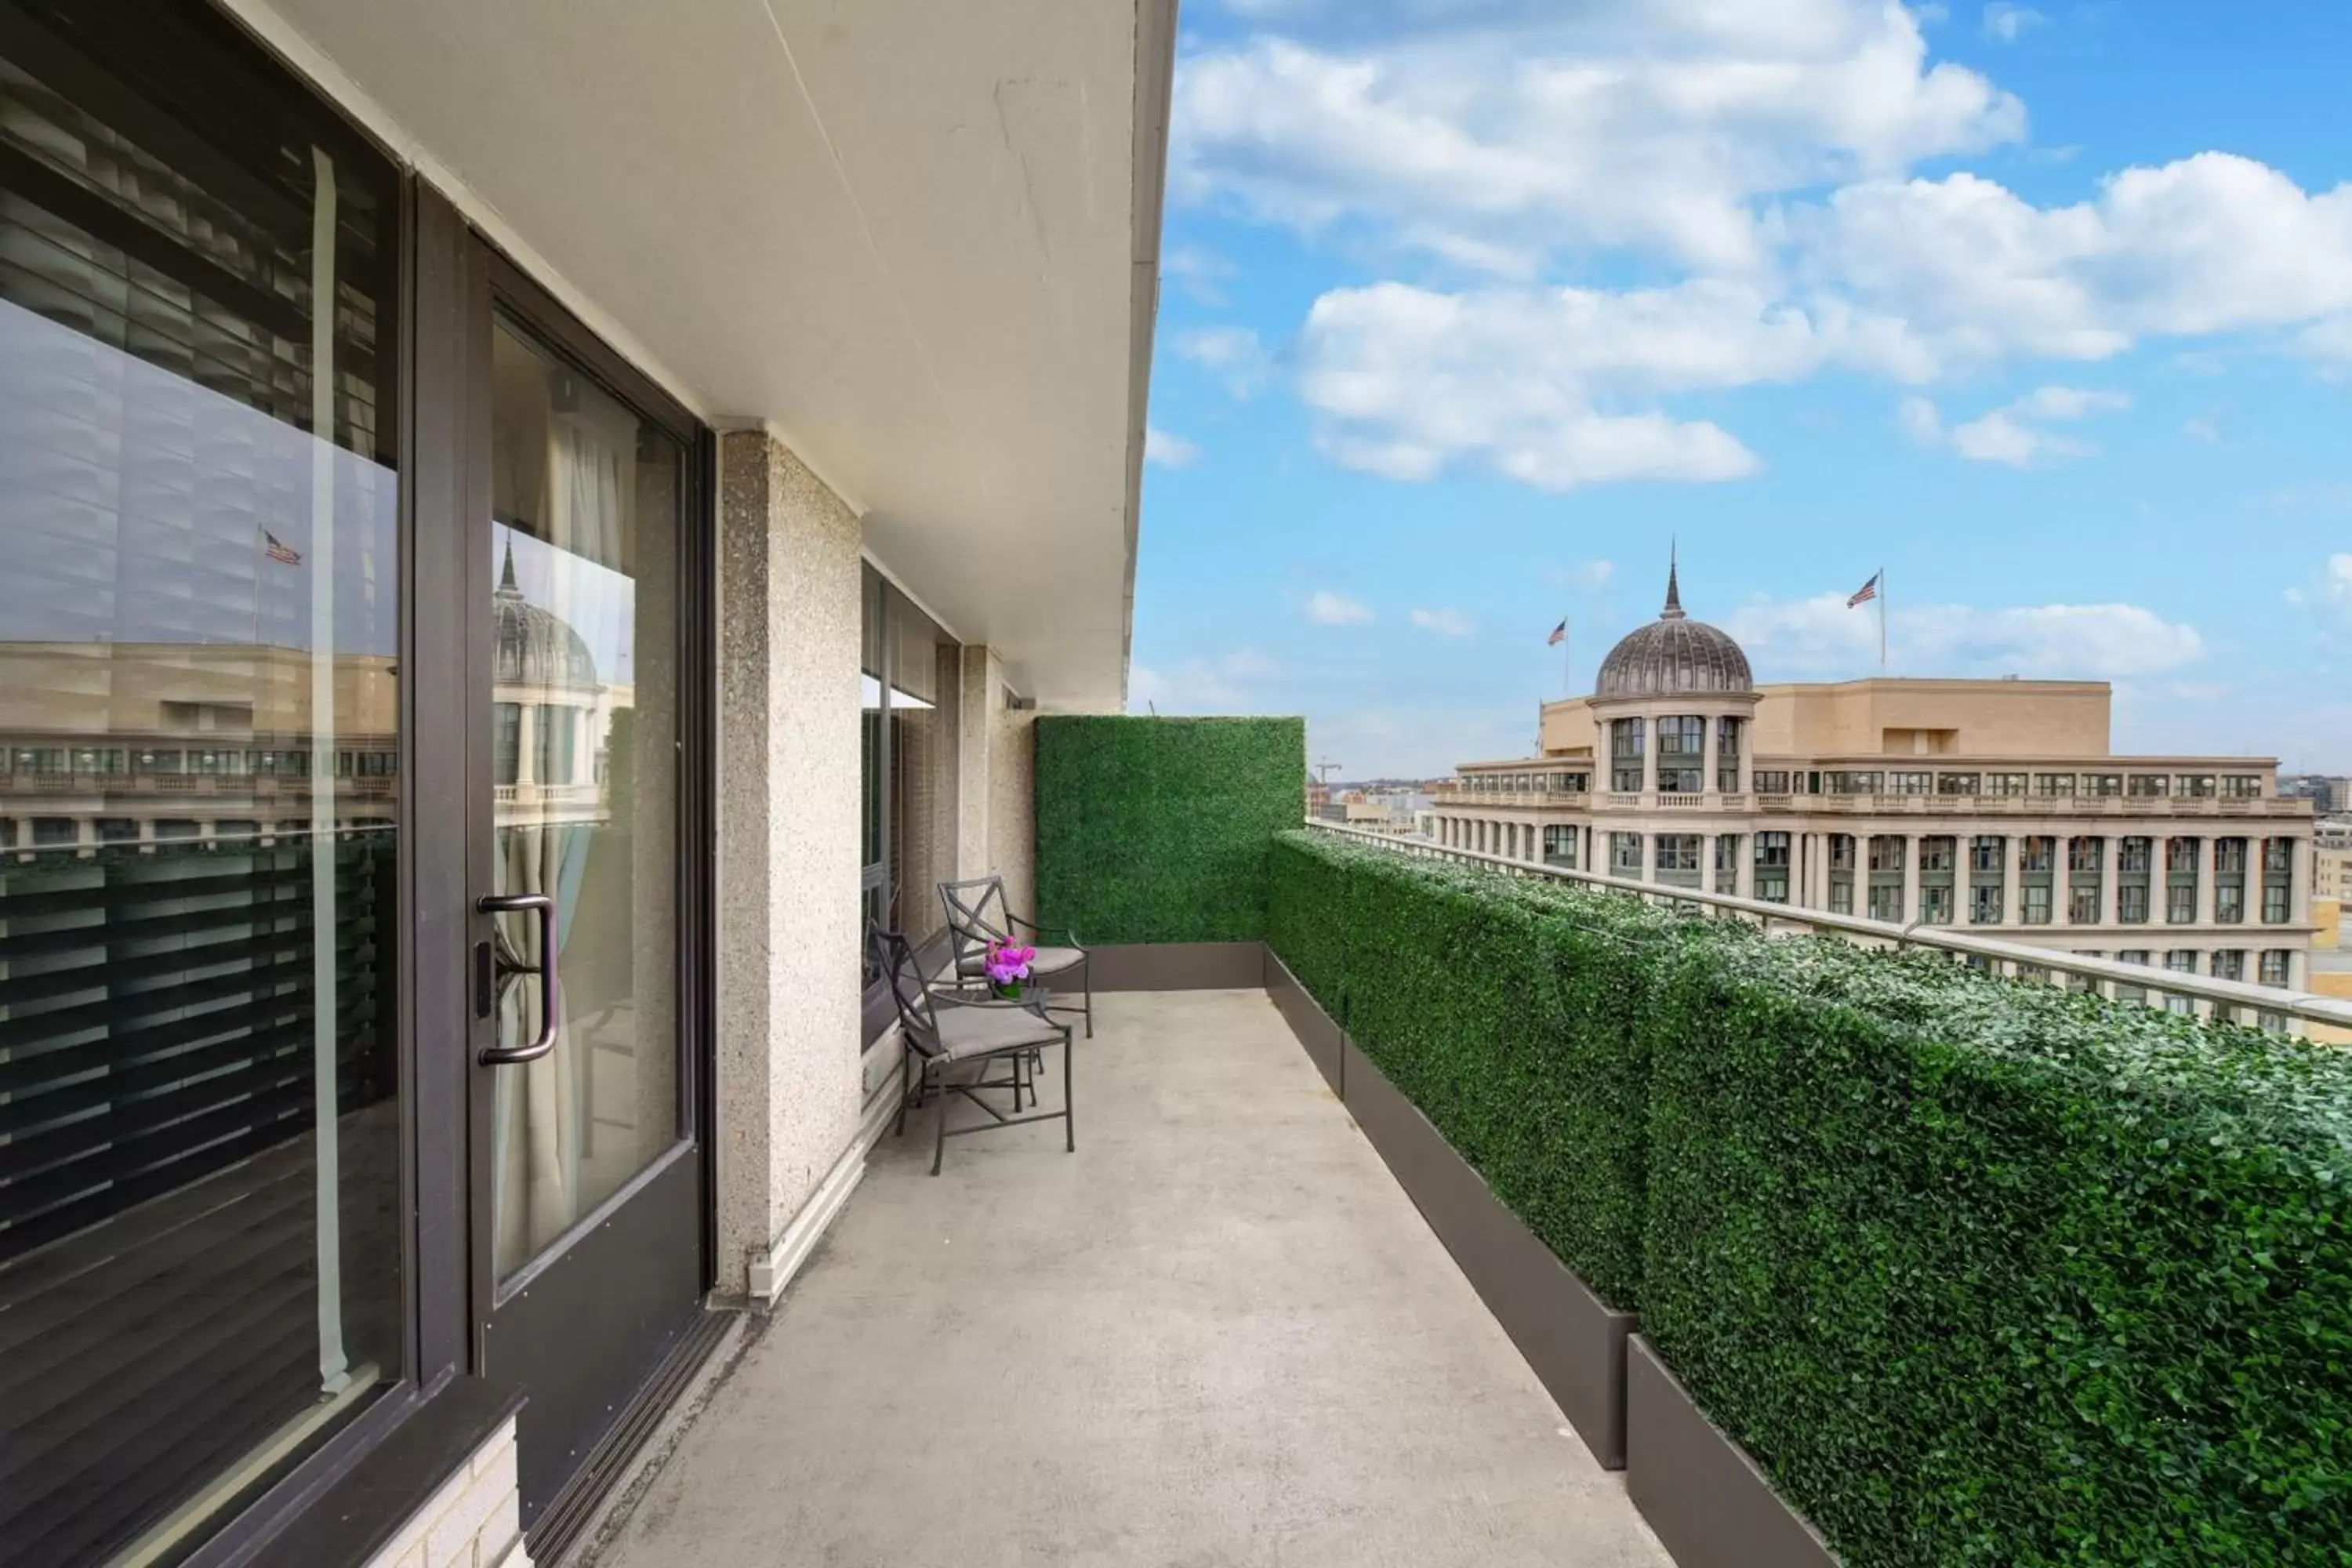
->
984, 939, 1036, 989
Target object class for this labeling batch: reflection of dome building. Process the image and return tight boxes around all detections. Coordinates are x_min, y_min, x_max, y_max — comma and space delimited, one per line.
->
1595, 562, 1751, 699
491, 540, 614, 823
495, 544, 601, 692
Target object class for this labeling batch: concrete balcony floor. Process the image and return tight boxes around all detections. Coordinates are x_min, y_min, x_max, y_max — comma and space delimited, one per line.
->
594, 989, 1670, 1568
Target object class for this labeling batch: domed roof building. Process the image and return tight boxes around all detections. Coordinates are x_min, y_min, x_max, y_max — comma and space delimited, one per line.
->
1595, 557, 1751, 701
492, 541, 601, 693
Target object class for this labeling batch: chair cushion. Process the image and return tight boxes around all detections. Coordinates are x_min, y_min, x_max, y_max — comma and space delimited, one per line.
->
929, 1002, 1065, 1062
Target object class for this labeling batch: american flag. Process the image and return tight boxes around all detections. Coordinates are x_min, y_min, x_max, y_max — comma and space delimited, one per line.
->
1846, 572, 1880, 608
263, 531, 302, 566
1546, 619, 1567, 646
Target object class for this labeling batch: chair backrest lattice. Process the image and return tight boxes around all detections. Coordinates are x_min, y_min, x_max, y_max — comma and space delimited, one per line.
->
872, 928, 942, 1058
939, 876, 1012, 971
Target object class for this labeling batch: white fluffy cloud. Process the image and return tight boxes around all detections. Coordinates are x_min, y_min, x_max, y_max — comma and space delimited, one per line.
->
1174, 2, 2022, 274
2309, 554, 2352, 626
1724, 593, 2206, 679
1174, 325, 1276, 397
1789, 154, 2352, 371
1298, 281, 1786, 486
1162, 245, 1237, 306
1408, 606, 1477, 636
1303, 589, 1374, 625
1174, 0, 2352, 494
1900, 384, 2127, 466
1145, 426, 1201, 467
1981, 3, 2045, 43
1128, 648, 1278, 713
1551, 559, 1616, 592
1274, 149, 2352, 487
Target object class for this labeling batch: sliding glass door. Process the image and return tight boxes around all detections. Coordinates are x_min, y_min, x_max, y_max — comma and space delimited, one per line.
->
0, 5, 402, 1561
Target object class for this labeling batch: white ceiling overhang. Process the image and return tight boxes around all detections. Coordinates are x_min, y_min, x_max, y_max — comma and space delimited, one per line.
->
223, 0, 1175, 710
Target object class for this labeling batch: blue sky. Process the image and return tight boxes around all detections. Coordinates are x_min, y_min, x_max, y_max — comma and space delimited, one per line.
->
1131, 1, 2352, 778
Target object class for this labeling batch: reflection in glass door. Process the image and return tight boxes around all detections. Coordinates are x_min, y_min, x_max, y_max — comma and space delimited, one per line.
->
0, 8, 401, 1563
483, 318, 682, 1281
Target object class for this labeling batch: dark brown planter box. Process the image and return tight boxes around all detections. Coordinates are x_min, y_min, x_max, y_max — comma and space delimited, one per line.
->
1263, 949, 1343, 1096
1085, 942, 1267, 992
1339, 1039, 1633, 1470
1626, 1335, 1838, 1568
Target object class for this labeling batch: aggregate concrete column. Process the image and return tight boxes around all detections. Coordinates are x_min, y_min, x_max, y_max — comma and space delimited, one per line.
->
946, 645, 1037, 920
956, 645, 997, 882
713, 429, 863, 1301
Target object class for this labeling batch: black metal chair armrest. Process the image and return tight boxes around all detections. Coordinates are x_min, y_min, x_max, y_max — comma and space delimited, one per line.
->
1006, 911, 1083, 947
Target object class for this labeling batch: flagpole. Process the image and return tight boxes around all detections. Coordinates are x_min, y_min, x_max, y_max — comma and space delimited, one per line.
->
1879, 565, 1888, 674
1563, 611, 1572, 699
250, 524, 266, 648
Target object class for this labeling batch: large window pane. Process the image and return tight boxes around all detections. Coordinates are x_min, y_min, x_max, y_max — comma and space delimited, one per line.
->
0, 6, 401, 1562
486, 318, 682, 1280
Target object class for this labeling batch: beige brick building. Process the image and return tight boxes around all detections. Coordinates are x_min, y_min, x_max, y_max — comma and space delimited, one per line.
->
1432, 564, 2319, 1014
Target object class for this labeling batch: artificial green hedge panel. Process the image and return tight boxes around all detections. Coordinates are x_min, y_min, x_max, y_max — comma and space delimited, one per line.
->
1265, 829, 2352, 1568
1272, 830, 1658, 1308
1034, 716, 1304, 944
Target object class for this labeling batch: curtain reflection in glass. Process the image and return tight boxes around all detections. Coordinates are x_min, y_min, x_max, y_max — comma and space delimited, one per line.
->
486, 319, 680, 1279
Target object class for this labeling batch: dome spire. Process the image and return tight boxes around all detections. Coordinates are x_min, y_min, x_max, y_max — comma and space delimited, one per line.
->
497, 536, 521, 597
1661, 539, 1684, 621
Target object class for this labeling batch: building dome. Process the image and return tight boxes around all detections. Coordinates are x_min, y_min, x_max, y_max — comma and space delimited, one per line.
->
492, 542, 601, 691
1595, 558, 1752, 699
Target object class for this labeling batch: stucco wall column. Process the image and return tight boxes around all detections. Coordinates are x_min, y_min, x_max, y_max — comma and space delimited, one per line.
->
953, 645, 1036, 923
714, 429, 863, 1302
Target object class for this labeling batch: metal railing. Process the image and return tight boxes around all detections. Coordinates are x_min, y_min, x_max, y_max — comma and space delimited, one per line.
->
1305, 820, 2352, 1033
1448, 790, 2307, 818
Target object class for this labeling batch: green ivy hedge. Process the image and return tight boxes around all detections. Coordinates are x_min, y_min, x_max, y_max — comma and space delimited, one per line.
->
1267, 829, 2352, 1568
1034, 716, 1304, 944
1271, 829, 1661, 1308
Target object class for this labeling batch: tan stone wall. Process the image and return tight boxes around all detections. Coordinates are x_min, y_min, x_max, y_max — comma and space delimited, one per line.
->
361, 1419, 528, 1568
2317, 845, 2352, 906
1537, 696, 1598, 758
1750, 679, 2113, 759
714, 430, 863, 1301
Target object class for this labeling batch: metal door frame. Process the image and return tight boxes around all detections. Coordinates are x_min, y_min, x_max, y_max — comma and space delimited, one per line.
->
456, 237, 716, 1526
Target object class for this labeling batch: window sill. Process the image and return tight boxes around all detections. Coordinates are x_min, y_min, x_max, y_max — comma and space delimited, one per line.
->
217, 1376, 524, 1568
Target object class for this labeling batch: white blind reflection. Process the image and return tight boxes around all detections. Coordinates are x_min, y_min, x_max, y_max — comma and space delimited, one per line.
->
0, 27, 402, 1562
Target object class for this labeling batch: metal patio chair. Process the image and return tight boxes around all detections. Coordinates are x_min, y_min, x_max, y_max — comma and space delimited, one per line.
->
877, 928, 1074, 1176
938, 875, 1092, 1040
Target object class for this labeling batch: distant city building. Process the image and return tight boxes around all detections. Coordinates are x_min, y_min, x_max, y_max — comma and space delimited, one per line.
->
2285, 775, 2352, 815
1431, 561, 2320, 1022
1338, 786, 1428, 837
2316, 818, 2352, 905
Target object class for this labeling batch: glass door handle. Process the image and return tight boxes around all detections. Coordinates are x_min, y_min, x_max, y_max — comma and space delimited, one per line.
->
475, 892, 557, 1065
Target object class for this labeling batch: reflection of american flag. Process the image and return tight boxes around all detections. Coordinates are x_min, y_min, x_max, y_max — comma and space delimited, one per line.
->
1846, 572, 1880, 608
263, 531, 302, 565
